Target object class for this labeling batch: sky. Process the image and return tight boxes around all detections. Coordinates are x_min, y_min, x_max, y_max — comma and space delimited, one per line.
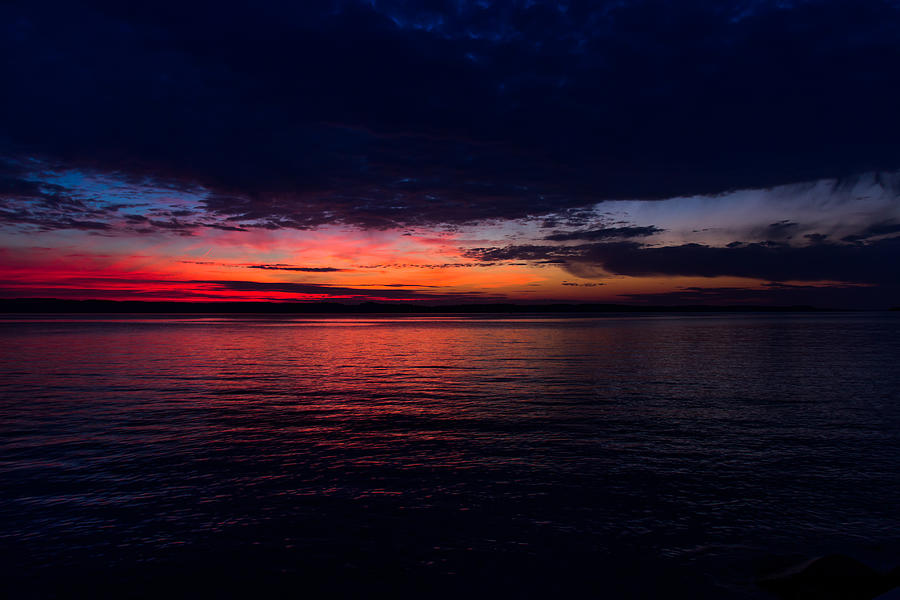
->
2, 0, 899, 307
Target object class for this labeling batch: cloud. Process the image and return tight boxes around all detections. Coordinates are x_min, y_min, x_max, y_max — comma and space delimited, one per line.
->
465, 236, 900, 285
244, 264, 346, 272
804, 233, 829, 244
177, 261, 349, 273
757, 220, 800, 241
0, 160, 116, 231
463, 245, 588, 262
2, 1, 900, 228
841, 220, 900, 243
356, 262, 497, 269
0, 274, 508, 303
202, 223, 249, 232
193, 280, 505, 302
543, 225, 663, 242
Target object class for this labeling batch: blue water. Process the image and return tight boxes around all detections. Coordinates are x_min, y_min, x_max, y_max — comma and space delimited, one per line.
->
1, 313, 899, 598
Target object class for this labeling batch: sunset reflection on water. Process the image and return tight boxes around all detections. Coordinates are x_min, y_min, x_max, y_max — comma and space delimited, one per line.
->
2, 313, 899, 598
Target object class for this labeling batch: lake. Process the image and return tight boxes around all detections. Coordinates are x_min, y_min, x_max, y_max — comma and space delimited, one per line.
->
2, 313, 899, 598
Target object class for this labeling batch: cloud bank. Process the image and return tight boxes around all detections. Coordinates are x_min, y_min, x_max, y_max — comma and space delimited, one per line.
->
2, 1, 900, 229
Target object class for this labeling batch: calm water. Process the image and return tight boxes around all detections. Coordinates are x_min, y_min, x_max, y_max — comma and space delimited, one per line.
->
2, 313, 899, 598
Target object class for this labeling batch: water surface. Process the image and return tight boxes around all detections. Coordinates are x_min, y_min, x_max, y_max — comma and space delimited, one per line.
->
2, 313, 899, 597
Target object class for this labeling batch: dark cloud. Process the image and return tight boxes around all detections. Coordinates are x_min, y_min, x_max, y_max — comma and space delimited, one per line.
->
464, 245, 588, 262
0, 160, 117, 231
177, 261, 348, 273
804, 233, 829, 244
841, 220, 900, 243
193, 280, 505, 302
757, 220, 800, 241
544, 225, 663, 242
245, 265, 346, 272
0, 207, 113, 231
357, 262, 497, 269
146, 219, 196, 232
2, 1, 900, 228
0, 205, 114, 232
202, 223, 249, 232
465, 237, 900, 286
369, 284, 441, 288
0, 276, 506, 302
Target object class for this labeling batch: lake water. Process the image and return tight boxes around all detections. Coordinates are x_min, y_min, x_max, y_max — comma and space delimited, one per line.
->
2, 313, 899, 598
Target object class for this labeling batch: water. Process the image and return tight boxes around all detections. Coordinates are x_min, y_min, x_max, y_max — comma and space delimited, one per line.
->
2, 313, 899, 598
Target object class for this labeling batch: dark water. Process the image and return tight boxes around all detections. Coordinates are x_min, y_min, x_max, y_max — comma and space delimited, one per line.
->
2, 313, 899, 598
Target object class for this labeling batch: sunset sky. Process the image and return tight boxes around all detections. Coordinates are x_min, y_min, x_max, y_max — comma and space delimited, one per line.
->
2, 0, 899, 307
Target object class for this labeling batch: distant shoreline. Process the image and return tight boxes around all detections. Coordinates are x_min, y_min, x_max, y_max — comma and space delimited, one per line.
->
0, 298, 863, 314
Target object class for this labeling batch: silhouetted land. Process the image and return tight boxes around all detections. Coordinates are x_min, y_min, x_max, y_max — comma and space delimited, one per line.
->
0, 298, 835, 314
